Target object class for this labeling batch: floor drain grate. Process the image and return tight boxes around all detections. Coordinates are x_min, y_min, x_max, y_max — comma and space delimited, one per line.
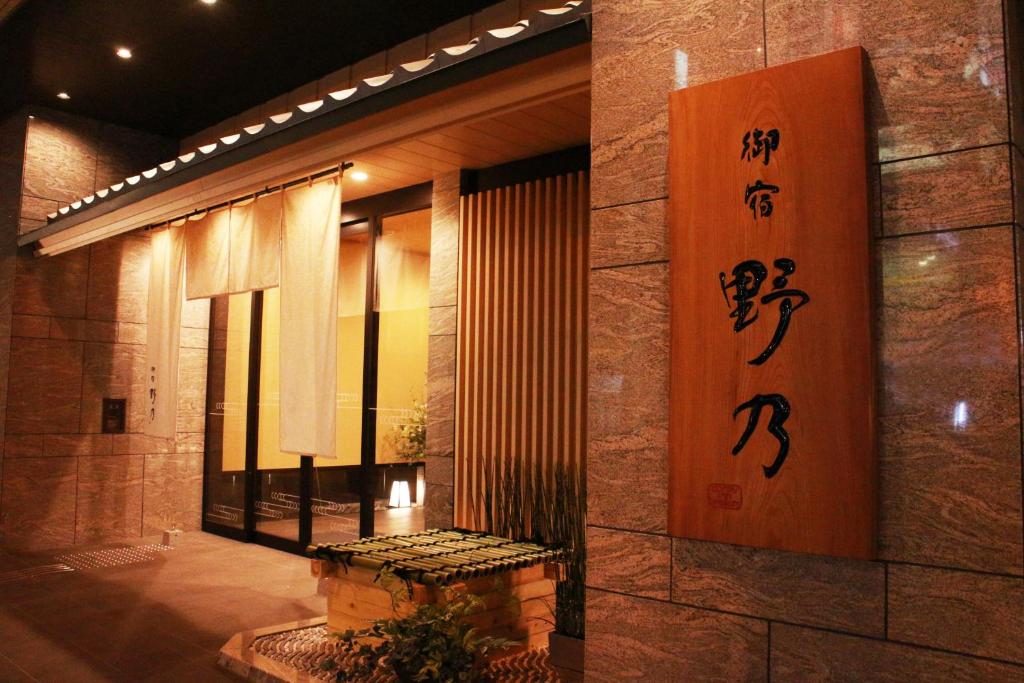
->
54, 544, 173, 571
0, 563, 74, 584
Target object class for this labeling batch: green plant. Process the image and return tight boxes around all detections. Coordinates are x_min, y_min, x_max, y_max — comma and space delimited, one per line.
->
324, 581, 514, 682
391, 400, 427, 462
479, 458, 586, 639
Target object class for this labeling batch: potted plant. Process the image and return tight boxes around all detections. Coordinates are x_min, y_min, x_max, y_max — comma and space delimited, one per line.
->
391, 399, 427, 462
481, 459, 586, 681
324, 582, 514, 682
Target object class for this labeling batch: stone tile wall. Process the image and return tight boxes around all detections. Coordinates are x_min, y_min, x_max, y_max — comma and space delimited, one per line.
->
17, 107, 176, 236
424, 172, 461, 529
587, 0, 1024, 679
0, 113, 28, 533
0, 109, 205, 552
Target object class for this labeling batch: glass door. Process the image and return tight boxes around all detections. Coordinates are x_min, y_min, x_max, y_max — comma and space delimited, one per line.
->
201, 291, 251, 539
252, 288, 303, 547
202, 184, 431, 553
309, 224, 369, 545
371, 208, 432, 537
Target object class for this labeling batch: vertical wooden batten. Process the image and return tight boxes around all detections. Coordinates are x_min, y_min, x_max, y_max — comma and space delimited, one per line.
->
455, 170, 588, 528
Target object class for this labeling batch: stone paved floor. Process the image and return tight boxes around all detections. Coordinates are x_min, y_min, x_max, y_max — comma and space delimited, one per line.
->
0, 532, 324, 682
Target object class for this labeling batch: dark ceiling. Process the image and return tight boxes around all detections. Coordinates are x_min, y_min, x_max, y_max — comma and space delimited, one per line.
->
0, 0, 502, 139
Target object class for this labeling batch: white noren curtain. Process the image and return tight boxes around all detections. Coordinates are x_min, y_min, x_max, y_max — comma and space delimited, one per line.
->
145, 225, 185, 439
279, 177, 341, 456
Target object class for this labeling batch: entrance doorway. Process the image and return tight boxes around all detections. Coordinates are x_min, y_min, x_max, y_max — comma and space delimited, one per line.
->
201, 183, 432, 554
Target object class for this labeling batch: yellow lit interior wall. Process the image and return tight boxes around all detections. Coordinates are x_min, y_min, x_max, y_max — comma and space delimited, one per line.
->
221, 292, 251, 472
376, 209, 431, 463
220, 209, 430, 471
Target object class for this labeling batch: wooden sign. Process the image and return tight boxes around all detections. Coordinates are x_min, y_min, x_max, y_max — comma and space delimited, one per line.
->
667, 47, 875, 560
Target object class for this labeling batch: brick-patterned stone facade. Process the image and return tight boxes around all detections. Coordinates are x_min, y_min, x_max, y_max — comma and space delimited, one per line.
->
424, 172, 461, 530
587, 0, 1024, 679
0, 109, 205, 551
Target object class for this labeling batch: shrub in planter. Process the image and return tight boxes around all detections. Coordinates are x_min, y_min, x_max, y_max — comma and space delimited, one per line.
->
324, 583, 514, 682
481, 458, 586, 678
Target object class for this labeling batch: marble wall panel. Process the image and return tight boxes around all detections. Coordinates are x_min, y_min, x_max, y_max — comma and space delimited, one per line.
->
181, 296, 211, 330
586, 1, 1023, 679
765, 0, 1006, 161
13, 247, 89, 319
175, 432, 204, 454
426, 333, 456, 458
0, 117, 21, 507
590, 199, 667, 269
79, 342, 142, 435
20, 114, 98, 206
175, 347, 208, 435
428, 305, 456, 337
671, 539, 885, 636
19, 194, 58, 224
93, 122, 175, 192
3, 435, 42, 458
588, 262, 669, 532
1005, 0, 1024, 149
48, 318, 117, 343
888, 564, 1024, 664
878, 226, 1023, 573
116, 322, 146, 345
128, 339, 150, 435
1015, 146, 1023, 227
115, 434, 174, 456
179, 326, 209, 349
2, 109, 205, 551
429, 172, 461, 308
43, 434, 112, 457
586, 589, 767, 682
425, 482, 454, 530
881, 145, 1013, 235
586, 527, 671, 599
424, 454, 454, 487
75, 455, 144, 544
11, 314, 50, 338
85, 234, 150, 324
591, 0, 765, 207
142, 452, 203, 534
0, 456, 77, 550
771, 623, 1023, 681
5, 337, 83, 434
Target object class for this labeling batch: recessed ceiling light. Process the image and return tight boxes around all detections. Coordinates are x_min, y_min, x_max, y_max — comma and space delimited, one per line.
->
116, 46, 132, 59
201, 0, 217, 4
351, 170, 369, 182
57, 92, 70, 100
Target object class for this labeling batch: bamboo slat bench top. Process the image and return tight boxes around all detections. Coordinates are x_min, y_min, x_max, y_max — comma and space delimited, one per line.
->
307, 528, 563, 586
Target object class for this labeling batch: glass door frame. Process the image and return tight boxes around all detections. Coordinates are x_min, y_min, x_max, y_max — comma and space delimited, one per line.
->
201, 181, 432, 554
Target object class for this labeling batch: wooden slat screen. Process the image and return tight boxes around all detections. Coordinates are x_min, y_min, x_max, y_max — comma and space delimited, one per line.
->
455, 170, 588, 528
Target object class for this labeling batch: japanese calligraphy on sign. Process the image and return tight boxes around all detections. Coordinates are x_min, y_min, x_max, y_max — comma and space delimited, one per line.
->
667, 47, 876, 560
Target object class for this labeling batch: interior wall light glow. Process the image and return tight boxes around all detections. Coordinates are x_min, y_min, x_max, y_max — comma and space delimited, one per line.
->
201, 0, 217, 4
57, 92, 70, 100
116, 47, 133, 59
350, 170, 369, 182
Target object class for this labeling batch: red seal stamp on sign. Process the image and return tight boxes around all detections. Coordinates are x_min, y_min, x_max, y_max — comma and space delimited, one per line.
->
707, 483, 742, 510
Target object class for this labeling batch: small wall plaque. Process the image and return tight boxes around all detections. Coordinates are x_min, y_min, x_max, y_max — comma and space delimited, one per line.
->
102, 398, 127, 434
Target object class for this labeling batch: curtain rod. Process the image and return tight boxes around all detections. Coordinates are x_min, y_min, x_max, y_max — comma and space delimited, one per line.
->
145, 161, 353, 231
